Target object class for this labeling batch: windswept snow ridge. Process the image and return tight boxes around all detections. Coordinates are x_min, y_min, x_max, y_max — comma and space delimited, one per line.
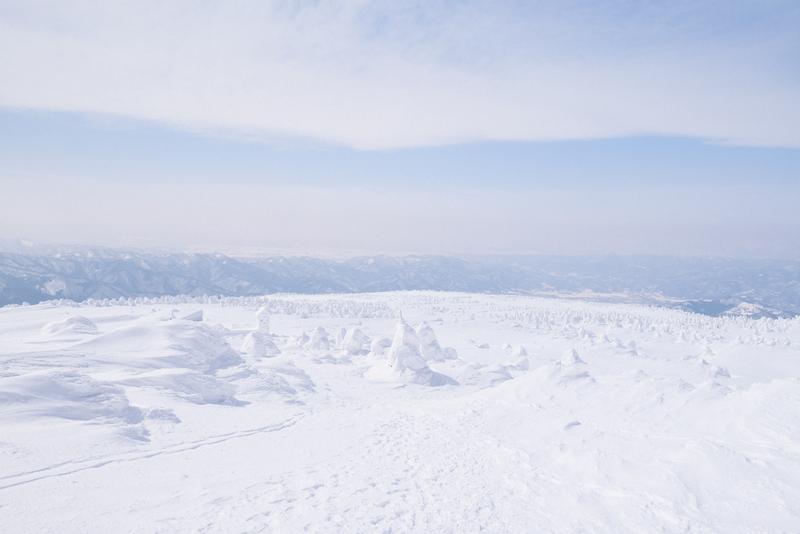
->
41, 314, 98, 336
1, 291, 799, 533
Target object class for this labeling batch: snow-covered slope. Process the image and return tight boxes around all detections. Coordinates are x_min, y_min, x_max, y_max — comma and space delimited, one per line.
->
1, 292, 799, 532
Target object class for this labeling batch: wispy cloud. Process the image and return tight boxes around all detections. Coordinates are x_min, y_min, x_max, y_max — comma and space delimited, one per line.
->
0, 0, 798, 149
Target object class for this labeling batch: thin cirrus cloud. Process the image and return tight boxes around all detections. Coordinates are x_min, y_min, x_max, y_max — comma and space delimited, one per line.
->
0, 0, 798, 150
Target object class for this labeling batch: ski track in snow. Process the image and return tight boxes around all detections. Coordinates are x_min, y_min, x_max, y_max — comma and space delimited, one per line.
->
1, 291, 799, 533
0, 415, 303, 491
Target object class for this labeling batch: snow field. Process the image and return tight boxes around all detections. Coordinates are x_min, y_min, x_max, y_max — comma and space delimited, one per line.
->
0, 292, 799, 532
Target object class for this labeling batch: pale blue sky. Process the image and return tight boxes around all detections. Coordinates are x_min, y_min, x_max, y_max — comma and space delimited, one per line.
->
2, 109, 799, 189
1, 1, 798, 257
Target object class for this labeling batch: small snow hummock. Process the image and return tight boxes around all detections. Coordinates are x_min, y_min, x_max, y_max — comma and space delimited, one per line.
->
241, 331, 281, 358
341, 328, 370, 355
256, 306, 270, 334
416, 321, 458, 361
241, 308, 280, 358
387, 320, 427, 372
335, 328, 347, 348
41, 315, 98, 336
510, 357, 530, 372
561, 348, 586, 366
512, 345, 528, 357
182, 310, 204, 322
306, 326, 331, 351
371, 317, 456, 386
416, 322, 444, 361
287, 332, 310, 349
368, 337, 392, 357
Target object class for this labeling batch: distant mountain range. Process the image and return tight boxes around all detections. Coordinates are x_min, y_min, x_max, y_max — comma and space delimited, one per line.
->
1, 244, 798, 317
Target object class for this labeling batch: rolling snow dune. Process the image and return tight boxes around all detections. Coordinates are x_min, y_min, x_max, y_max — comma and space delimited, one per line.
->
0, 292, 799, 532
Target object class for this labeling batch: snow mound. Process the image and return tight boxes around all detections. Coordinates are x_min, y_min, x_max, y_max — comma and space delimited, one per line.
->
340, 328, 370, 355
123, 371, 242, 406
255, 306, 270, 333
287, 332, 310, 348
80, 321, 243, 373
368, 337, 392, 357
416, 321, 458, 361
370, 318, 456, 386
241, 331, 281, 358
240, 307, 280, 358
712, 366, 731, 379
560, 348, 586, 366
387, 319, 427, 372
73, 321, 246, 406
305, 326, 331, 350
509, 356, 530, 371
41, 315, 98, 336
182, 310, 204, 322
700, 359, 731, 379
334, 328, 347, 348
0, 370, 142, 424
531, 360, 595, 387
482, 364, 514, 385
233, 360, 316, 403
511, 345, 528, 357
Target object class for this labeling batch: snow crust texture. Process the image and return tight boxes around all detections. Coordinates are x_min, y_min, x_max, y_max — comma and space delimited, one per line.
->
1, 291, 799, 533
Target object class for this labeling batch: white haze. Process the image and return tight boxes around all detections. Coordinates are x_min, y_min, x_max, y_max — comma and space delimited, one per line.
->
2, 176, 797, 259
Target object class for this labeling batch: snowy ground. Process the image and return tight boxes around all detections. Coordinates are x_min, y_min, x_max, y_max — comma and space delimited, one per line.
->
1, 292, 799, 533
